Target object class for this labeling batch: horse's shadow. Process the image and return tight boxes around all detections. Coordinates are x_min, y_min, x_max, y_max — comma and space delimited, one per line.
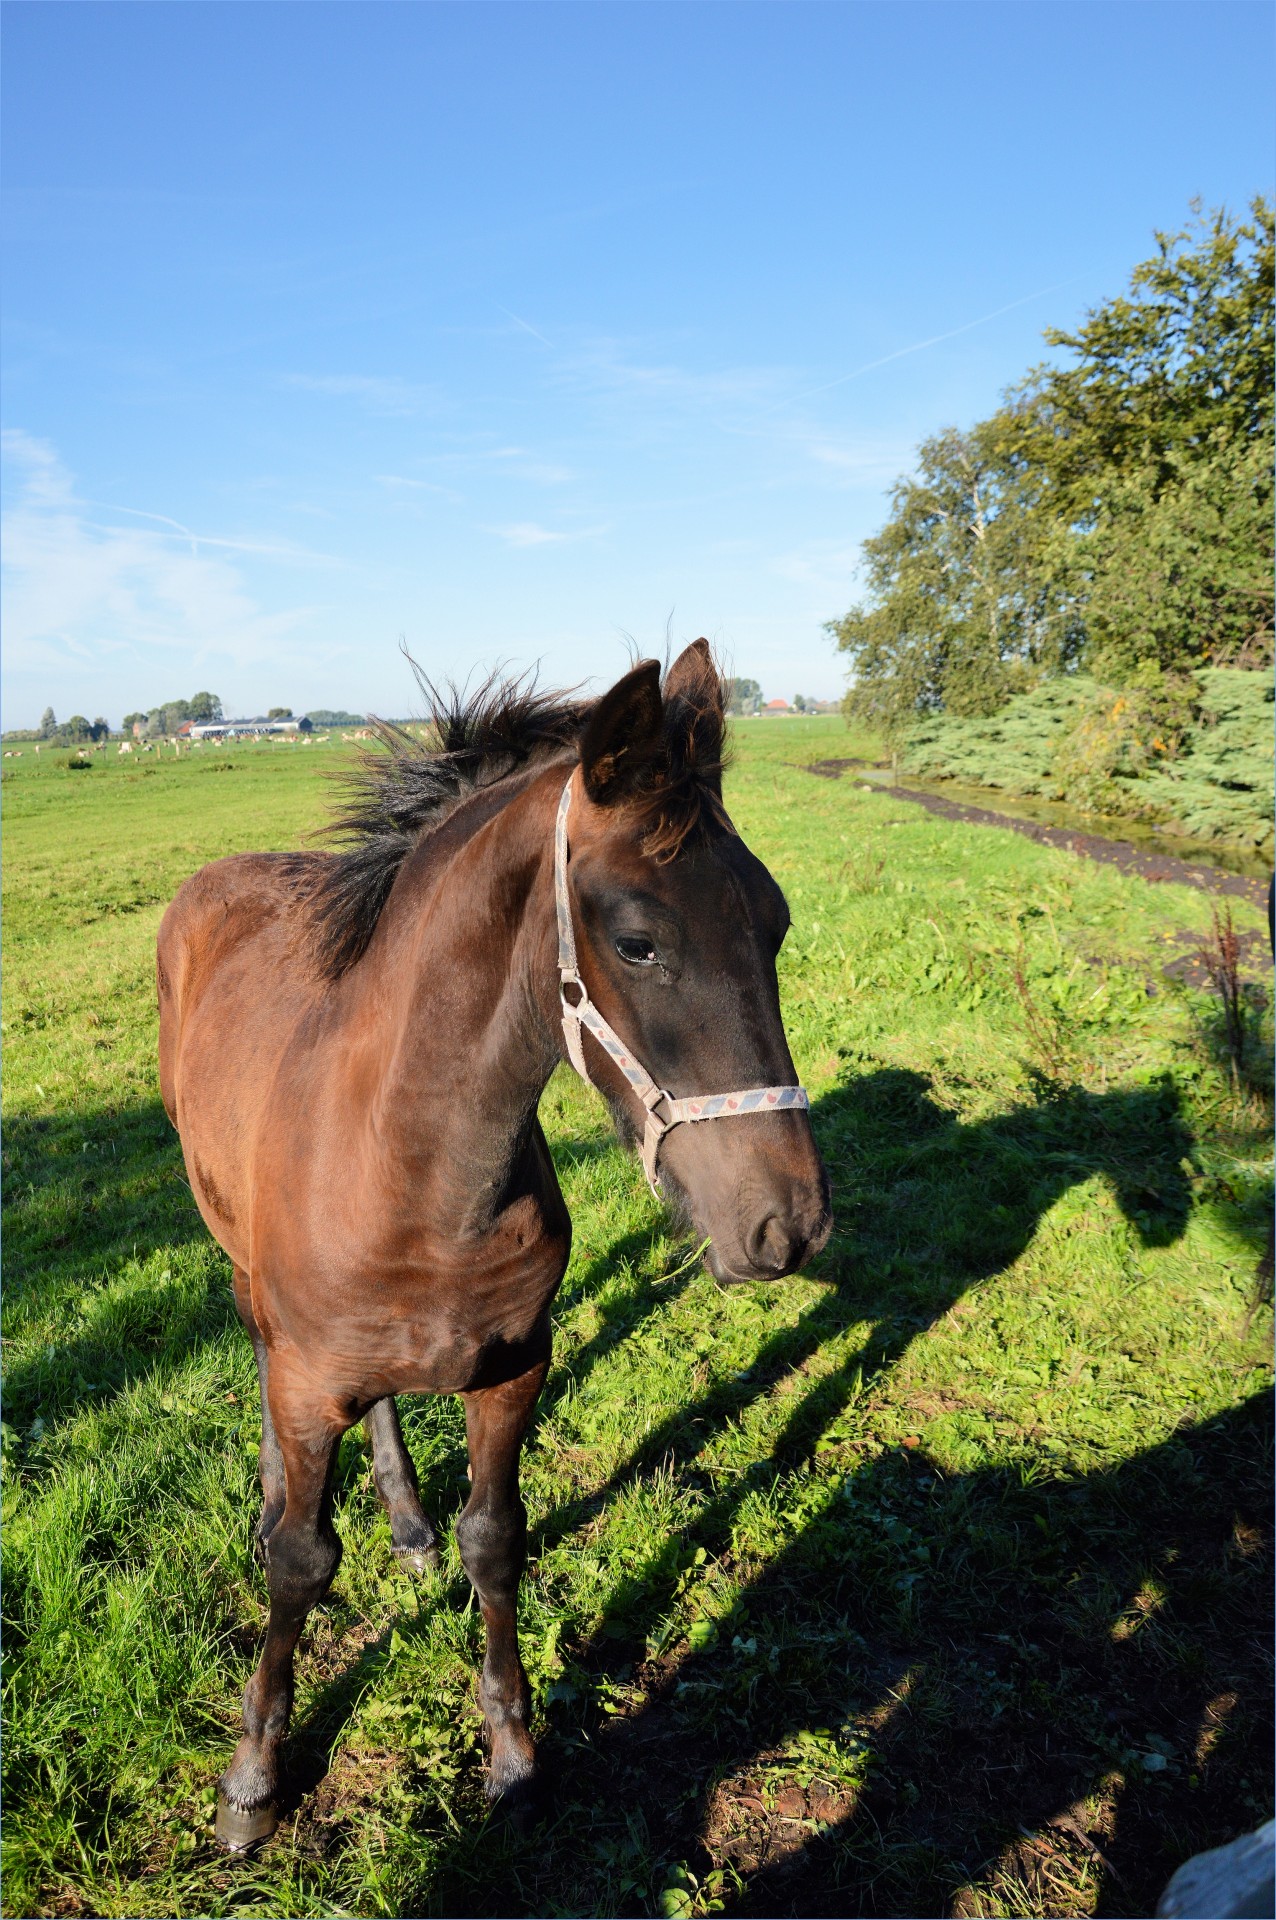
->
517, 1070, 1195, 1560
277, 1066, 1214, 1895
13, 1060, 1262, 1917
506, 1388, 1272, 1920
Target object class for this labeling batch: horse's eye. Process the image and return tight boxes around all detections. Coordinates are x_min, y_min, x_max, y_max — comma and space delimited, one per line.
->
615, 934, 658, 966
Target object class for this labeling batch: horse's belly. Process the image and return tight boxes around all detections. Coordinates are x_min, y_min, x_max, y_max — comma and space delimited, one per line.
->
274, 1292, 556, 1403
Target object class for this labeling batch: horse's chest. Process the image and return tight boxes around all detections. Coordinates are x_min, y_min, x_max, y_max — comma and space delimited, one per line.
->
264, 1194, 569, 1401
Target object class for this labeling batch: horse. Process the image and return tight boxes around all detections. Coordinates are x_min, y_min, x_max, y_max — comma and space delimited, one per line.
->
156, 640, 831, 1849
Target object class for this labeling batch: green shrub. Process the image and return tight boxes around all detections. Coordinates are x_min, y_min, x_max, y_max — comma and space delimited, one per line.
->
899, 667, 1273, 851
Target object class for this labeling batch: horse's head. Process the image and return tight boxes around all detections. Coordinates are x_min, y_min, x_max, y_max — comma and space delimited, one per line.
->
558, 641, 831, 1285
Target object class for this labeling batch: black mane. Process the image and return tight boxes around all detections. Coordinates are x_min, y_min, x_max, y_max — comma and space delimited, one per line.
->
304, 649, 729, 981
306, 670, 587, 979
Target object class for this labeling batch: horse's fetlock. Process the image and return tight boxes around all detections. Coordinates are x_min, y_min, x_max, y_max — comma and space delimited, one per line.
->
481, 1674, 530, 1726
220, 1738, 276, 1813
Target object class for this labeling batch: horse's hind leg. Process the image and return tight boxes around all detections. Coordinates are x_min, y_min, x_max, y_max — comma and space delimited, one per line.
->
230, 1268, 285, 1564
216, 1382, 344, 1853
456, 1354, 548, 1815
364, 1397, 440, 1574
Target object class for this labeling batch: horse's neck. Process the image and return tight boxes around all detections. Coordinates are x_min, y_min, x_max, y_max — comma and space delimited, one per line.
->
359, 771, 564, 1227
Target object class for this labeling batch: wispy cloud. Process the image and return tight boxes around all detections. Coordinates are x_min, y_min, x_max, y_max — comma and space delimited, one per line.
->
491, 519, 605, 549
283, 372, 439, 416
438, 445, 576, 485
769, 537, 863, 602
803, 435, 915, 485
375, 473, 462, 499
560, 339, 792, 414
3, 427, 73, 506
0, 431, 326, 706
517, 461, 575, 486
766, 279, 1081, 414
494, 521, 569, 547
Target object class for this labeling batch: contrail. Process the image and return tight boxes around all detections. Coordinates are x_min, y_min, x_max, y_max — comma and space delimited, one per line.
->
765, 277, 1082, 413
497, 304, 555, 350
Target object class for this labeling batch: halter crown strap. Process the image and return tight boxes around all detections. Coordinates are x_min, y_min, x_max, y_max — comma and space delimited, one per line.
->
554, 775, 809, 1193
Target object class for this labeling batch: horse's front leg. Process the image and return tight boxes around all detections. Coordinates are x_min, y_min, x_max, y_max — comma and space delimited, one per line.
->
364, 1396, 440, 1573
456, 1354, 548, 1811
216, 1374, 345, 1852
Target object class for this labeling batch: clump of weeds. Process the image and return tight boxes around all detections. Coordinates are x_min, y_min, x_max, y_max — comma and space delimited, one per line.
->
1194, 903, 1272, 1097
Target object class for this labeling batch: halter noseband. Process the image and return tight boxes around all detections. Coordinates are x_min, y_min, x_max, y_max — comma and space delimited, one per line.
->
554, 773, 809, 1194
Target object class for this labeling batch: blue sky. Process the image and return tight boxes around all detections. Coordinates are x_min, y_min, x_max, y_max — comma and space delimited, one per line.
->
3, 0, 1271, 728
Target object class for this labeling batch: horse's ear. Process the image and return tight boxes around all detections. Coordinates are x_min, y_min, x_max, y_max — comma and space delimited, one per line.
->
662, 638, 726, 793
663, 638, 722, 712
580, 658, 664, 804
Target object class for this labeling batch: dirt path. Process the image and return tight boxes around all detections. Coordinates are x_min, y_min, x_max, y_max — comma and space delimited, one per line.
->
804, 760, 1270, 911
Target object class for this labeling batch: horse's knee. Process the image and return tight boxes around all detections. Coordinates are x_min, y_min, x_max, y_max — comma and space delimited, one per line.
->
265, 1515, 340, 1607
456, 1497, 526, 1597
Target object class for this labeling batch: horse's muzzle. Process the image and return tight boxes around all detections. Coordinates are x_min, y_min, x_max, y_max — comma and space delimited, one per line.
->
704, 1193, 832, 1286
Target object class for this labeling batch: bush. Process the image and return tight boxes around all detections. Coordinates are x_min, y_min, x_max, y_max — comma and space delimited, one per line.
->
898, 667, 1273, 852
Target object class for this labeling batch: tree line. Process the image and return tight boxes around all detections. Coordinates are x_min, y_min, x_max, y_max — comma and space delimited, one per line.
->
14, 694, 366, 746
119, 692, 225, 738
829, 198, 1274, 743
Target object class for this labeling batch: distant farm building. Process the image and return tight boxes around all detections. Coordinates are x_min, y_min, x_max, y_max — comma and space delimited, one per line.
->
189, 716, 313, 740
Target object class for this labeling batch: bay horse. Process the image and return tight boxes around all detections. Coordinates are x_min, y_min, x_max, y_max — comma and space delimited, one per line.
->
157, 641, 831, 1848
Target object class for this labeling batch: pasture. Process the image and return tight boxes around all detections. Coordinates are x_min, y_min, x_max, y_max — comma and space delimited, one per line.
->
2, 719, 1272, 1919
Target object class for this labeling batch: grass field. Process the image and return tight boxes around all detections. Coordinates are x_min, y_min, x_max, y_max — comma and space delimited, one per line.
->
2, 717, 1272, 1919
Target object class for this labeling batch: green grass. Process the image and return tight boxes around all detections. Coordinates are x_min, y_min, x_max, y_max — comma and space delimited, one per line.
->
2, 721, 1272, 1918
896, 668, 1275, 857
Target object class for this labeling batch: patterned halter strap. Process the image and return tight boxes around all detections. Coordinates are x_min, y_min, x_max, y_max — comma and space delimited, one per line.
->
554, 773, 810, 1195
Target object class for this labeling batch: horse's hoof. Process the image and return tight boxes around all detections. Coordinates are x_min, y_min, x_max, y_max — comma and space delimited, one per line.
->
393, 1542, 441, 1577
486, 1771, 540, 1835
215, 1793, 278, 1853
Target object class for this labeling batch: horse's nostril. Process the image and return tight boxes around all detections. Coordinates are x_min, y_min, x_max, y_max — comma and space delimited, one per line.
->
744, 1198, 830, 1279
748, 1213, 798, 1276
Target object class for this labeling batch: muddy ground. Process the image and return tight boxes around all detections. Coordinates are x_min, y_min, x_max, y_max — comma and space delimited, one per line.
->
804, 761, 1271, 916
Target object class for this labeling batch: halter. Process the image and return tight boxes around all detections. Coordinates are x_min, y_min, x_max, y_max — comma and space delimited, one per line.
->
554, 773, 809, 1194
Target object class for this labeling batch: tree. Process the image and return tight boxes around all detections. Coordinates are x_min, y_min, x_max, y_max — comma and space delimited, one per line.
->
39, 707, 56, 738
91, 718, 111, 741
830, 197, 1273, 731
267, 707, 292, 721
121, 712, 147, 735
830, 417, 1081, 737
62, 715, 92, 743
726, 678, 762, 716
1015, 194, 1273, 678
1021, 196, 1272, 508
1081, 436, 1273, 677
188, 691, 223, 723
145, 700, 191, 736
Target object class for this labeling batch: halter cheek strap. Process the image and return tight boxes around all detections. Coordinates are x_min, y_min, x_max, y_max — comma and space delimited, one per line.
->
554, 774, 809, 1194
